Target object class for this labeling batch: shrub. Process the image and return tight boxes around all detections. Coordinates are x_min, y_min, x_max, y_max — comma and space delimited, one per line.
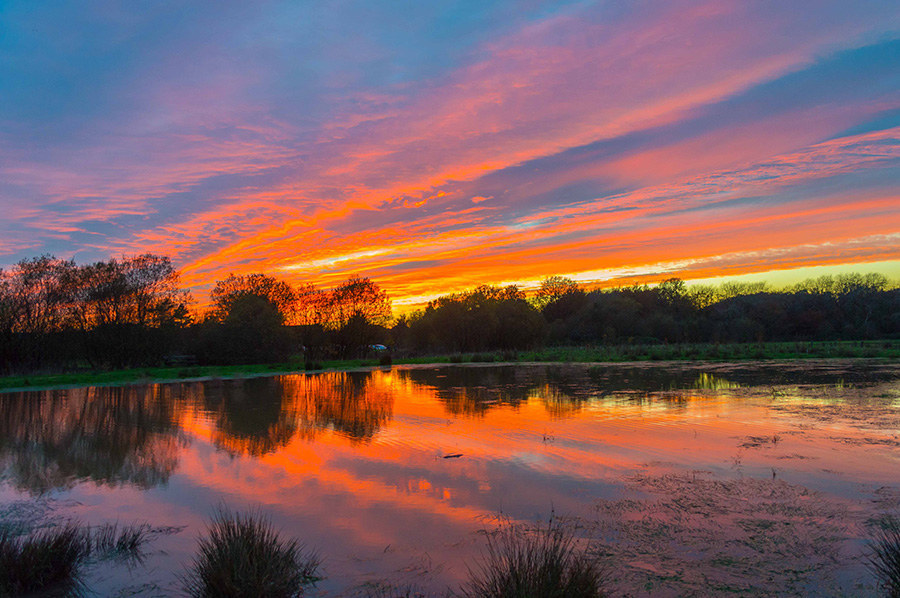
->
461, 517, 606, 598
182, 508, 320, 598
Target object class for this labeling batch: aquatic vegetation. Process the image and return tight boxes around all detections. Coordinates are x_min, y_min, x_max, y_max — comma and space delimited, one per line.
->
91, 522, 154, 560
0, 522, 90, 596
0, 518, 158, 596
461, 517, 606, 598
869, 518, 900, 597
359, 582, 432, 598
182, 508, 321, 598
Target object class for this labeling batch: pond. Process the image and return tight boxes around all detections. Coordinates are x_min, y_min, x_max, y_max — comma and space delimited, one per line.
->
1, 361, 898, 596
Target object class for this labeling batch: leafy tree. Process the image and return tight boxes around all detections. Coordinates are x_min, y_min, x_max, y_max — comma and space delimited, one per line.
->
197, 294, 294, 364
0, 254, 190, 371
534, 276, 580, 309
408, 284, 544, 352
210, 273, 297, 323
536, 276, 587, 323
325, 276, 392, 329
322, 277, 392, 357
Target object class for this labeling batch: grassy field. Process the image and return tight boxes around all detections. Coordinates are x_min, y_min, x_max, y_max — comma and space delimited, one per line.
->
1, 340, 897, 392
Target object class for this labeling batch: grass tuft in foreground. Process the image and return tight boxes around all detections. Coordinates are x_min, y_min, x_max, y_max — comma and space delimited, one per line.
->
0, 522, 90, 597
869, 518, 900, 597
0, 519, 156, 597
182, 507, 321, 598
461, 517, 606, 598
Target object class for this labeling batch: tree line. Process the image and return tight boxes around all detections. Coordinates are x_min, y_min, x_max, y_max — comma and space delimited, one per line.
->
0, 254, 390, 373
1, 253, 897, 374
400, 273, 898, 353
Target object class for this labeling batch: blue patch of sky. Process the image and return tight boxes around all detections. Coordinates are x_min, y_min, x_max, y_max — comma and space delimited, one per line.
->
374, 259, 447, 273
831, 108, 900, 140
420, 36, 900, 227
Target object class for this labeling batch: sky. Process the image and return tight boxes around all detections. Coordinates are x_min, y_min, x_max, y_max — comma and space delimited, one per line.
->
1, 1, 899, 309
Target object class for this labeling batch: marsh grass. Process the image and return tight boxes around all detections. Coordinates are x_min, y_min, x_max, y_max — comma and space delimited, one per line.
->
869, 518, 900, 597
182, 507, 321, 598
0, 522, 90, 597
90, 522, 153, 561
461, 517, 606, 598
359, 582, 432, 598
0, 519, 157, 597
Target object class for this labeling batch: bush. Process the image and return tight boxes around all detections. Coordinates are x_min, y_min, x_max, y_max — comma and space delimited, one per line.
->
461, 517, 606, 598
182, 508, 320, 598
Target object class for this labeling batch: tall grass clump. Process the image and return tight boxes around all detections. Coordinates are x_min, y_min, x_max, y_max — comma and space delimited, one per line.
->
0, 522, 90, 596
869, 518, 900, 597
182, 507, 321, 598
461, 517, 606, 598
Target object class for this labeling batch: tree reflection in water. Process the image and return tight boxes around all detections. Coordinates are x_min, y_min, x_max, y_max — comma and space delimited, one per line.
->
188, 372, 396, 456
399, 367, 533, 416
197, 378, 299, 457
0, 366, 748, 491
0, 385, 185, 494
282, 371, 394, 444
397, 365, 743, 418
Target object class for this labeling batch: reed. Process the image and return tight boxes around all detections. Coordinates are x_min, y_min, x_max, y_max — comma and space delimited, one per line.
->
869, 518, 900, 597
0, 522, 90, 596
461, 517, 606, 598
182, 507, 321, 598
91, 522, 153, 560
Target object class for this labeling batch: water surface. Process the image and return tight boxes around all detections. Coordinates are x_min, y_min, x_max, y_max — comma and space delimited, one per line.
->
1, 361, 898, 596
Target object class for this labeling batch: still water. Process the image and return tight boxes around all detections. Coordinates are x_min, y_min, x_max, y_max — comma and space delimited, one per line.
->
1, 362, 898, 596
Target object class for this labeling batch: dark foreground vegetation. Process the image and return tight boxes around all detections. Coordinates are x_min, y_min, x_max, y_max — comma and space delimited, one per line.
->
461, 518, 606, 598
181, 510, 605, 598
870, 518, 900, 598
5, 507, 896, 597
182, 508, 320, 598
0, 521, 151, 597
1, 253, 897, 378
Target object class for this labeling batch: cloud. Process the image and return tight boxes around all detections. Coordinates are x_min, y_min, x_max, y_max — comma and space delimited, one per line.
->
0, 1, 897, 303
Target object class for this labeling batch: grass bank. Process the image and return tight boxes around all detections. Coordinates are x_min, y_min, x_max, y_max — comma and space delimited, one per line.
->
1, 340, 897, 392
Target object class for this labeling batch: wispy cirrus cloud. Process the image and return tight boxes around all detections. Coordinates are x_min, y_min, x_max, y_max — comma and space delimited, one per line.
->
0, 1, 897, 301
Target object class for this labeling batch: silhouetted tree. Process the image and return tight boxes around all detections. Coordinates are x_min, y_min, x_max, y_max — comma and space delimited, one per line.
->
210, 273, 298, 323
0, 254, 190, 372
197, 294, 294, 365
408, 284, 544, 353
324, 277, 392, 358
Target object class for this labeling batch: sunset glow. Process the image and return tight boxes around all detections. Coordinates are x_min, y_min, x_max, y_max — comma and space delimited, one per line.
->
1, 2, 898, 305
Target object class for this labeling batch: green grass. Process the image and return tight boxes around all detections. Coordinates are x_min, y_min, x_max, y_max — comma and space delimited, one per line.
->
461, 517, 607, 598
2, 340, 896, 392
181, 508, 320, 598
0, 360, 307, 391
515, 340, 900, 363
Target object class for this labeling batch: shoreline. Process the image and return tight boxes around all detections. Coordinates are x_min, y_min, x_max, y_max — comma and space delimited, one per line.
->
1, 348, 897, 394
